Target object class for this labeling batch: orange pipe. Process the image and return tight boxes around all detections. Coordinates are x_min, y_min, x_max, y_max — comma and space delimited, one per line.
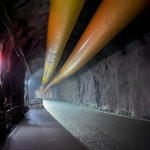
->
43, 0, 150, 92
42, 0, 85, 86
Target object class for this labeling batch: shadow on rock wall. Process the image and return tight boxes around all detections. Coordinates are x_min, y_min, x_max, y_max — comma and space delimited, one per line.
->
52, 32, 150, 119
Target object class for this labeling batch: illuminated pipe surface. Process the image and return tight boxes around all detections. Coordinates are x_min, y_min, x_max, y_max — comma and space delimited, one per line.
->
42, 0, 85, 86
43, 0, 150, 92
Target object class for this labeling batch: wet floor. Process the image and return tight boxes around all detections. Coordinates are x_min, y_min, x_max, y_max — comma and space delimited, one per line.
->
1, 106, 88, 150
44, 99, 150, 150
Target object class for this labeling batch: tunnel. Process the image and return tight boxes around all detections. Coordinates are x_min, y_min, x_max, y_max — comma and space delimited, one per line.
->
0, 0, 150, 149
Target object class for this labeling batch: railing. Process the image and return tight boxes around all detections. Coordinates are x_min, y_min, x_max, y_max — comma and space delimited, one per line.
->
0, 103, 29, 142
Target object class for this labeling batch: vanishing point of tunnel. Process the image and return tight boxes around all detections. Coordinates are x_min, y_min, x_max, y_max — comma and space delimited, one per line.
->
0, 0, 150, 150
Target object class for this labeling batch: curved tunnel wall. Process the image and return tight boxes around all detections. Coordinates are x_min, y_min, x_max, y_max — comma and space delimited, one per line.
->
49, 32, 150, 119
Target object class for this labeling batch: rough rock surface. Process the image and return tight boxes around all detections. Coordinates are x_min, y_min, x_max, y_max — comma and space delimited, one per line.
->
1, 0, 150, 118
51, 33, 150, 119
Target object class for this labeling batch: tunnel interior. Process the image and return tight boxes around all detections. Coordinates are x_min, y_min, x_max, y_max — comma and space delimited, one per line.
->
0, 0, 150, 149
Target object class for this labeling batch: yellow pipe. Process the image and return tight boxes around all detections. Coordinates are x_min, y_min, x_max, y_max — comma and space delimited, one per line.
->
42, 0, 85, 86
43, 0, 150, 92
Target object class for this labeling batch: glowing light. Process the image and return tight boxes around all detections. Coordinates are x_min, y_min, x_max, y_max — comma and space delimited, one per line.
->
0, 44, 3, 75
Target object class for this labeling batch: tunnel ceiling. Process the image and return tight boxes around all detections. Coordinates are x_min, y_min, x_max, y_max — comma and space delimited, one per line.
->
2, 0, 150, 86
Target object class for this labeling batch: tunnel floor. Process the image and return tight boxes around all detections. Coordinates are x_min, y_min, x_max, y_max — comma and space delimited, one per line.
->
44, 99, 150, 150
1, 99, 150, 150
0, 106, 88, 150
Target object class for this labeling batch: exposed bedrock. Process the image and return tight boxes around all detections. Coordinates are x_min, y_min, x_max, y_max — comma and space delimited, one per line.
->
51, 33, 150, 119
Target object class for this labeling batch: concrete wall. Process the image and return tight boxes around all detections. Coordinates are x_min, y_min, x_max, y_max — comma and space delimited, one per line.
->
51, 33, 150, 119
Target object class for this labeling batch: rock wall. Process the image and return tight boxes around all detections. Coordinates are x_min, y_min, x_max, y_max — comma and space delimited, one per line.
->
0, 24, 27, 109
52, 33, 150, 119
50, 85, 61, 99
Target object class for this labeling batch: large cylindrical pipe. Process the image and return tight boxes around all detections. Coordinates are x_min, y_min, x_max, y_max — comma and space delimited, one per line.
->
43, 0, 150, 92
42, 0, 85, 86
